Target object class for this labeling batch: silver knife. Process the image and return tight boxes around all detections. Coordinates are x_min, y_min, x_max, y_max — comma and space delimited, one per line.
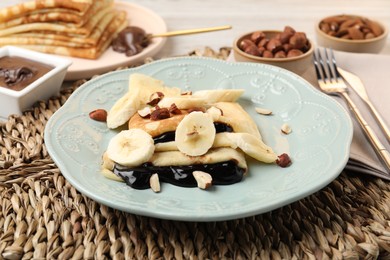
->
338, 67, 390, 142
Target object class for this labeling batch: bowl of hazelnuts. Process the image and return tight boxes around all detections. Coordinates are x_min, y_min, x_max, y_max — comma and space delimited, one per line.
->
233, 26, 314, 75
316, 14, 388, 53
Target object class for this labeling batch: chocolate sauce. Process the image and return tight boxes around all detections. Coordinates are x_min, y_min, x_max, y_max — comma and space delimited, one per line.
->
111, 26, 149, 57
153, 122, 233, 144
0, 56, 53, 91
114, 160, 244, 189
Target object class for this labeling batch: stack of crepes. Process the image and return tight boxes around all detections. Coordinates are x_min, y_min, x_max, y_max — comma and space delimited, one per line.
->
0, 0, 128, 59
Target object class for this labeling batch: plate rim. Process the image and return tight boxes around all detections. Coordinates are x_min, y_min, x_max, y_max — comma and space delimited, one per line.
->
45, 56, 353, 221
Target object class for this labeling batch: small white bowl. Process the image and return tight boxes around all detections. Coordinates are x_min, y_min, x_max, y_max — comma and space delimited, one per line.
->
0, 46, 72, 119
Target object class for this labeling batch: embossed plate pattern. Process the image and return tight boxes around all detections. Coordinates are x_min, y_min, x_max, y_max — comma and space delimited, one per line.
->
45, 57, 353, 221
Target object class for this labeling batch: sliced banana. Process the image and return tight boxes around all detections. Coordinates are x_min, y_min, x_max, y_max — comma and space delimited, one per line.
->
175, 111, 216, 156
192, 89, 244, 103
157, 96, 208, 109
107, 73, 182, 129
215, 132, 277, 163
106, 129, 155, 167
107, 90, 141, 129
155, 132, 277, 163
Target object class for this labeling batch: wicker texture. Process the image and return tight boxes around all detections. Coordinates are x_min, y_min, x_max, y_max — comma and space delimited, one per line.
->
1, 48, 389, 259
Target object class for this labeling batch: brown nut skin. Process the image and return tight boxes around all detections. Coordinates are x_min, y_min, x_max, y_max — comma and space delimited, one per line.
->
244, 45, 261, 56
150, 107, 170, 120
276, 153, 292, 168
89, 109, 107, 122
266, 38, 283, 53
283, 43, 293, 52
287, 49, 303, 57
284, 26, 296, 35
274, 50, 287, 58
289, 32, 307, 49
262, 50, 274, 58
348, 27, 364, 39
257, 38, 269, 48
250, 31, 266, 45
239, 39, 255, 50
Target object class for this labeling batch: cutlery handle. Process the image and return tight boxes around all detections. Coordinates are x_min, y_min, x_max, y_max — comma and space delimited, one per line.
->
366, 99, 390, 142
341, 92, 390, 172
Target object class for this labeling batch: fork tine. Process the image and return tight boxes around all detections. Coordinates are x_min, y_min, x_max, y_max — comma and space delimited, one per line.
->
324, 49, 336, 83
329, 49, 342, 79
316, 49, 329, 82
313, 49, 323, 81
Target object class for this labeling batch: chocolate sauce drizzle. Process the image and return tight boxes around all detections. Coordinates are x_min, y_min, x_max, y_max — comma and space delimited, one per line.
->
114, 160, 244, 189
114, 122, 240, 189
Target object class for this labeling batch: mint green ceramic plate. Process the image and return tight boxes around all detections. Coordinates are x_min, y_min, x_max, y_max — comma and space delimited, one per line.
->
45, 57, 353, 221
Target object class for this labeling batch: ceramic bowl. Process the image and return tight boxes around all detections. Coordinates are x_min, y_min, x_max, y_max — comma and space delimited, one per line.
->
233, 30, 314, 75
0, 46, 72, 119
315, 14, 388, 53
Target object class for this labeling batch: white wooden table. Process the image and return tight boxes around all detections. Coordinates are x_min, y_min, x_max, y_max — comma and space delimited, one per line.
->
120, 0, 390, 57
0, 0, 389, 56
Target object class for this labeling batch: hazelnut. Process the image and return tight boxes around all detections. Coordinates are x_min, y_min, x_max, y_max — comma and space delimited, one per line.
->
89, 109, 107, 122
274, 50, 286, 58
262, 50, 274, 58
169, 103, 182, 115
150, 107, 170, 120
255, 107, 272, 115
137, 106, 152, 118
239, 39, 255, 50
147, 92, 164, 106
250, 31, 266, 44
289, 32, 307, 49
276, 153, 292, 168
287, 49, 303, 57
193, 171, 212, 189
266, 38, 283, 53
244, 45, 261, 56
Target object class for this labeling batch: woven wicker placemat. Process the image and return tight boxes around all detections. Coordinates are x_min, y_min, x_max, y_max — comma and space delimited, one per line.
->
1, 48, 389, 260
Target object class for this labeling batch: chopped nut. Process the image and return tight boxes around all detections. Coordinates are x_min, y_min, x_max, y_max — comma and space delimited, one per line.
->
276, 153, 292, 167
150, 173, 160, 192
193, 171, 212, 189
147, 92, 164, 106
169, 103, 182, 115
255, 107, 272, 115
150, 107, 170, 120
281, 123, 292, 134
137, 106, 152, 118
181, 91, 192, 95
206, 106, 223, 119
89, 109, 107, 122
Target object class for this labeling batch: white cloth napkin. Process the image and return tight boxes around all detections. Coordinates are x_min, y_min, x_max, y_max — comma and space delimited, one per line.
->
228, 51, 390, 180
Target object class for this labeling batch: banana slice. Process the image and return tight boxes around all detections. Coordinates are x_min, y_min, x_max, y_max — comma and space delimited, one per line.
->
157, 96, 208, 109
192, 89, 244, 103
107, 90, 141, 129
214, 132, 277, 163
175, 111, 216, 156
106, 129, 155, 167
107, 73, 182, 129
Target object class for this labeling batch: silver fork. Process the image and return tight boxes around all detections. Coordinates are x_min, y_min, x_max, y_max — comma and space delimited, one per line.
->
313, 48, 390, 173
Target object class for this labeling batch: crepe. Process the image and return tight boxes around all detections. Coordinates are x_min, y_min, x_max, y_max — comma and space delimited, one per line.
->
0, 0, 127, 59
0, 0, 113, 29
128, 102, 262, 139
0, 0, 94, 23
18, 10, 128, 59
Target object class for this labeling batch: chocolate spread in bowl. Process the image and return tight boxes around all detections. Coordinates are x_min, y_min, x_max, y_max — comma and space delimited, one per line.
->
111, 26, 150, 56
0, 56, 53, 91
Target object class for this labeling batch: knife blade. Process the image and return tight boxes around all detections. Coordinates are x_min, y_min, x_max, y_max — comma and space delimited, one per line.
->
338, 67, 390, 142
